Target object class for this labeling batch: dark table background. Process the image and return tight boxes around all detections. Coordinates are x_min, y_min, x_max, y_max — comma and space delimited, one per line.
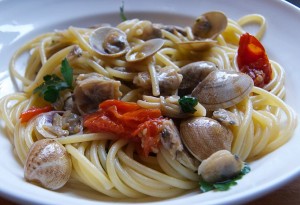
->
287, 0, 300, 7
1, 0, 299, 204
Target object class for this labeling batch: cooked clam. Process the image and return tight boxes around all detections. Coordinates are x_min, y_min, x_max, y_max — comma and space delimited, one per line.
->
191, 70, 254, 111
89, 27, 130, 57
177, 11, 227, 51
160, 119, 200, 171
179, 61, 217, 95
192, 11, 228, 39
160, 119, 184, 159
213, 108, 240, 126
34, 111, 83, 139
125, 38, 165, 62
133, 66, 182, 96
154, 23, 187, 36
139, 21, 163, 41
24, 139, 72, 190
180, 117, 233, 161
73, 73, 122, 114
198, 150, 243, 183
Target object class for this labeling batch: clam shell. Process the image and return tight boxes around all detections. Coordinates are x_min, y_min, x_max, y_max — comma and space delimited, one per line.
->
193, 11, 228, 39
179, 61, 217, 92
125, 38, 165, 62
180, 117, 233, 161
89, 27, 130, 57
191, 70, 254, 111
24, 139, 72, 190
34, 111, 64, 139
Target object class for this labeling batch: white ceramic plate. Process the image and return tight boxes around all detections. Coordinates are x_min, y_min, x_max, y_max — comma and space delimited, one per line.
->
0, 0, 299, 204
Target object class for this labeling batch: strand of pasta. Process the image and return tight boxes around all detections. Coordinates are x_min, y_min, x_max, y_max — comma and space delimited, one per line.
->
66, 143, 115, 190
86, 59, 110, 77
237, 14, 266, 40
9, 33, 55, 86
24, 45, 76, 93
265, 60, 285, 98
239, 120, 254, 160
148, 60, 160, 96
106, 66, 136, 81
117, 149, 198, 189
106, 139, 144, 198
57, 133, 117, 144
0, 93, 28, 136
114, 156, 185, 197
157, 151, 185, 179
231, 98, 253, 157
69, 150, 125, 198
160, 147, 199, 181
252, 87, 297, 155
98, 140, 109, 171
249, 111, 275, 158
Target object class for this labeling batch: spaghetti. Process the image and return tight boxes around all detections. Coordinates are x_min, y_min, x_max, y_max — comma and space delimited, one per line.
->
0, 12, 297, 198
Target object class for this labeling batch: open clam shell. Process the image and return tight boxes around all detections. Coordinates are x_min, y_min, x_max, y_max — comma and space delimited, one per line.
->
193, 11, 228, 39
89, 27, 130, 57
176, 11, 227, 52
125, 38, 165, 62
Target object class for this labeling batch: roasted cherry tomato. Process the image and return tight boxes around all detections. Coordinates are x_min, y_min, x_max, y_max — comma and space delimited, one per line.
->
20, 105, 53, 123
84, 100, 163, 156
237, 33, 272, 88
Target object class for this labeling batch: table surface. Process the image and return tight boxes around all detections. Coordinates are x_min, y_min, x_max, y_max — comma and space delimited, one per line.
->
1, 0, 299, 204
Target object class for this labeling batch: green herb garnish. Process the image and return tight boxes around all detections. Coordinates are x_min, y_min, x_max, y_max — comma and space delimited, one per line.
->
199, 164, 251, 192
120, 0, 127, 21
33, 58, 73, 103
61, 58, 73, 87
178, 96, 198, 113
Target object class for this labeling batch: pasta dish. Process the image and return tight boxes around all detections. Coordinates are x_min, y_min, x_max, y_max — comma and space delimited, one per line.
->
0, 11, 297, 198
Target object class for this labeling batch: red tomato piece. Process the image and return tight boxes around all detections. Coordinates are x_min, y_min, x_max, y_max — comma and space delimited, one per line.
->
237, 33, 272, 87
84, 100, 164, 155
99, 99, 141, 114
20, 105, 53, 123
133, 119, 164, 156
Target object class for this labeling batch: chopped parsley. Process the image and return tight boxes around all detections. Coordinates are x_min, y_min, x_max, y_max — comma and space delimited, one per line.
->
199, 164, 251, 192
33, 58, 73, 103
120, 0, 127, 21
178, 96, 198, 113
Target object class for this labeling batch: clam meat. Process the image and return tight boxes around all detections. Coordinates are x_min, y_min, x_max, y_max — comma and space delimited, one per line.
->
139, 21, 163, 41
160, 119, 200, 171
192, 11, 227, 39
89, 27, 130, 57
34, 111, 83, 139
212, 108, 240, 126
177, 11, 227, 51
73, 72, 122, 114
198, 150, 243, 183
133, 66, 182, 96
